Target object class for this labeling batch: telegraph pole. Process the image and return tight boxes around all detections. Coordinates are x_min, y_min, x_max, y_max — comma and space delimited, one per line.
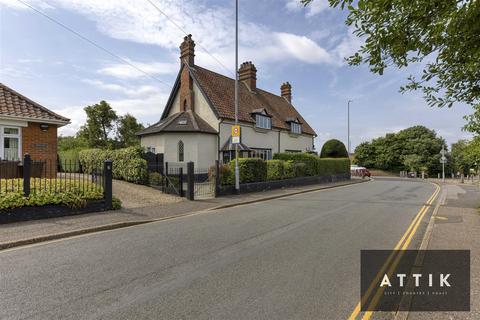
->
234, 0, 240, 191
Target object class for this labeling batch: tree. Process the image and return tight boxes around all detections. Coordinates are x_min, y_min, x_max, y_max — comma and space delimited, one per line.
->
354, 125, 445, 174
462, 104, 480, 135
320, 139, 349, 158
58, 135, 88, 151
451, 140, 470, 175
116, 114, 144, 147
402, 154, 422, 172
302, 0, 480, 109
78, 101, 118, 148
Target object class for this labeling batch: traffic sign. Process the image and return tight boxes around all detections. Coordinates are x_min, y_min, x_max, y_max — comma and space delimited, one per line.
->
232, 125, 241, 144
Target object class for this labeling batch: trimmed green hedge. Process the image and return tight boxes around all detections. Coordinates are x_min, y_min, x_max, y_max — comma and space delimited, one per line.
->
79, 147, 148, 184
320, 139, 349, 158
230, 158, 267, 183
266, 160, 284, 180
219, 154, 350, 185
0, 178, 117, 210
273, 152, 319, 176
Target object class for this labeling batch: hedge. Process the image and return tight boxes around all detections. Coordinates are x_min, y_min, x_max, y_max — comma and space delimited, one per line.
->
78, 147, 148, 184
266, 160, 284, 180
218, 154, 350, 185
320, 139, 349, 158
230, 158, 267, 183
273, 152, 319, 176
0, 178, 116, 210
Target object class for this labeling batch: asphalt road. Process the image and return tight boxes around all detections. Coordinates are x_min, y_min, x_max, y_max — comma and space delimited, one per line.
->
0, 178, 436, 320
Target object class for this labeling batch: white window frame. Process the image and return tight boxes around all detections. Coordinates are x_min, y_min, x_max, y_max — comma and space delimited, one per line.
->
291, 122, 302, 134
251, 148, 272, 160
0, 125, 22, 161
255, 114, 272, 130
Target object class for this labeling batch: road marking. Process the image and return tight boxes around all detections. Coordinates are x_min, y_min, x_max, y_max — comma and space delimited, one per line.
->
347, 183, 440, 320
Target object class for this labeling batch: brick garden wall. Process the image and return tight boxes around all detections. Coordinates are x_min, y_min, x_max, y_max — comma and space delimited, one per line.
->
22, 122, 58, 177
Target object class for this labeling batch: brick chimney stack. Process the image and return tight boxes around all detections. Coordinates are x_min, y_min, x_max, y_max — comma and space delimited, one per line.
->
281, 82, 292, 103
239, 61, 257, 91
180, 34, 195, 66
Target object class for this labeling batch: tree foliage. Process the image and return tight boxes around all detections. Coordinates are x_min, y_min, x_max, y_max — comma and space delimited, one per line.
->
354, 125, 445, 173
116, 114, 144, 148
302, 0, 480, 109
78, 101, 118, 148
71, 101, 143, 149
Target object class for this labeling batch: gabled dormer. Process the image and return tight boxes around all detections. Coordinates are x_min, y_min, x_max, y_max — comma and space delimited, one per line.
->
286, 117, 302, 134
251, 108, 272, 130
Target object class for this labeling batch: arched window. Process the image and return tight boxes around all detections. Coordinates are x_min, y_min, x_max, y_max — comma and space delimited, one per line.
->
182, 99, 187, 112
178, 140, 184, 162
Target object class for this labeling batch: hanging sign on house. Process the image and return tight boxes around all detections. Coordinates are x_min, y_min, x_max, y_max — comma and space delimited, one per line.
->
232, 125, 241, 144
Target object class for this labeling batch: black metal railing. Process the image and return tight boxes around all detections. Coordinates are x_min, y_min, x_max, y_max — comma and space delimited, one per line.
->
0, 154, 112, 209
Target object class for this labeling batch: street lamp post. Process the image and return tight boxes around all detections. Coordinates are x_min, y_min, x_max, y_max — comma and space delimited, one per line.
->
347, 100, 352, 154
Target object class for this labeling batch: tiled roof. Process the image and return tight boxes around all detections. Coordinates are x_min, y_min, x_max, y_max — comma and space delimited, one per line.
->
138, 110, 217, 136
191, 65, 316, 136
0, 83, 70, 124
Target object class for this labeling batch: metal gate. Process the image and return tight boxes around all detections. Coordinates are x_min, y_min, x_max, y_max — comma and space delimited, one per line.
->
193, 167, 215, 199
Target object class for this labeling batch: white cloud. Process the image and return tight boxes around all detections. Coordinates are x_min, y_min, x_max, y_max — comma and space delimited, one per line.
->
56, 89, 168, 136
98, 59, 178, 79
3, 0, 342, 71
82, 78, 160, 97
285, 0, 329, 17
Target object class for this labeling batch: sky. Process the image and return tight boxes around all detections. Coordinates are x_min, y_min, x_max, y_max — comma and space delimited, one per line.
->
0, 0, 474, 151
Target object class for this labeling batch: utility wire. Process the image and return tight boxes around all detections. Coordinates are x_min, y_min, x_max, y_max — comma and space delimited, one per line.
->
15, 0, 172, 88
145, 0, 233, 76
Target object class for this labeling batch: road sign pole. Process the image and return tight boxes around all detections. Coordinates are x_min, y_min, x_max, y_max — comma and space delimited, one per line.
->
234, 0, 239, 192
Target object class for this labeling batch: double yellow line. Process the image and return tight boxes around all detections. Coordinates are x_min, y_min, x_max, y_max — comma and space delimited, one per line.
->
348, 183, 440, 320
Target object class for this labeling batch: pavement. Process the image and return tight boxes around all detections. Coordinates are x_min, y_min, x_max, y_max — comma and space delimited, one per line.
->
0, 178, 437, 320
407, 182, 480, 320
0, 178, 367, 249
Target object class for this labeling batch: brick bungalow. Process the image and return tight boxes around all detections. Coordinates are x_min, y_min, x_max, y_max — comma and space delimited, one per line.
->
138, 35, 317, 169
0, 83, 70, 176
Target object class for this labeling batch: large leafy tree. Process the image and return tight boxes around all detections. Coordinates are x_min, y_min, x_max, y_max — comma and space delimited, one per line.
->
116, 114, 144, 148
354, 126, 445, 173
302, 0, 480, 109
78, 100, 118, 148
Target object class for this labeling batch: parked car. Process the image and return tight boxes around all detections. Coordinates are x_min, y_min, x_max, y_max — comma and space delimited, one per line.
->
351, 166, 371, 178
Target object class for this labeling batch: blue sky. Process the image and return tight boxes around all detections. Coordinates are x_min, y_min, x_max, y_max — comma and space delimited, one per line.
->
0, 0, 473, 150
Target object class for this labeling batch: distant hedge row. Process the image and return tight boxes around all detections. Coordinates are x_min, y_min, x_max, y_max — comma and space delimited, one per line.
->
78, 147, 148, 184
220, 153, 350, 184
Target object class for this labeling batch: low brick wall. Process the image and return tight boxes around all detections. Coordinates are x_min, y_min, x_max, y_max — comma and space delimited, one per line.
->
217, 173, 351, 196
0, 200, 107, 224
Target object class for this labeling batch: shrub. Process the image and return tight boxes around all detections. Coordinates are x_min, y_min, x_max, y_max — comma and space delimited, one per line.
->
266, 160, 284, 180
318, 158, 350, 175
148, 172, 163, 186
293, 162, 307, 177
283, 160, 295, 179
230, 158, 267, 183
0, 179, 104, 210
273, 152, 319, 176
79, 146, 148, 184
320, 139, 349, 158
